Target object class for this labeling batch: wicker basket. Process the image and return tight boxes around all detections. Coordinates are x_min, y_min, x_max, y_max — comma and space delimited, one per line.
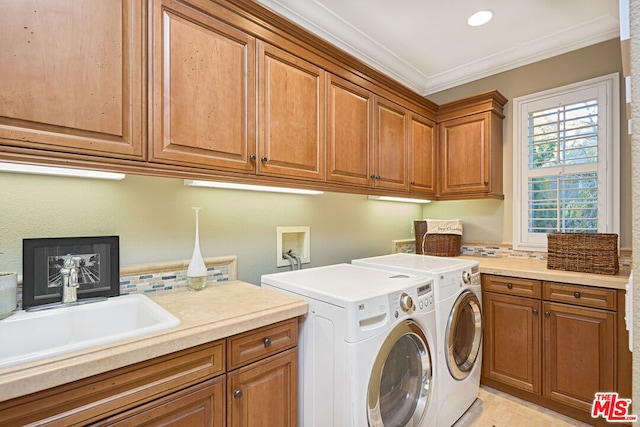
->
546, 233, 619, 275
414, 220, 461, 257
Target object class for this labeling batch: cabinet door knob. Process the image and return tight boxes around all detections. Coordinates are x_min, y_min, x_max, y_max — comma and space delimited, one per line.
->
544, 311, 550, 317
263, 337, 272, 347
532, 309, 538, 315
507, 283, 513, 289
234, 389, 243, 399
484, 181, 489, 185
376, 175, 381, 180
370, 174, 376, 179
250, 154, 256, 161
410, 181, 415, 185
261, 156, 268, 163
574, 291, 581, 299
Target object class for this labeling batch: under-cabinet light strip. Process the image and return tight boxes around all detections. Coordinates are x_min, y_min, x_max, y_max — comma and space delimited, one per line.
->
368, 196, 431, 204
184, 180, 324, 195
0, 162, 125, 180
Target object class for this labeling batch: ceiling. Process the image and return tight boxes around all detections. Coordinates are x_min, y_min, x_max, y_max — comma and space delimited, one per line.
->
254, 0, 620, 96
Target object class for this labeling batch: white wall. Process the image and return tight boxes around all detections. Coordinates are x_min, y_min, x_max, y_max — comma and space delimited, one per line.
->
629, 0, 640, 408
0, 173, 422, 285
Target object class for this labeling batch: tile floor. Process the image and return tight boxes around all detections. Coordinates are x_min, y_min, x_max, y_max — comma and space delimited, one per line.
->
453, 386, 592, 427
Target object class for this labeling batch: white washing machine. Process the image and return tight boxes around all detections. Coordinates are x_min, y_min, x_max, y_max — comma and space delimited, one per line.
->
352, 254, 483, 427
261, 264, 437, 427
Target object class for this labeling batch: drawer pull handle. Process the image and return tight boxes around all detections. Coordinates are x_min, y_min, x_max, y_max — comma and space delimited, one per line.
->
507, 283, 513, 289
574, 291, 581, 299
234, 389, 243, 399
263, 337, 272, 347
532, 309, 538, 315
544, 311, 550, 317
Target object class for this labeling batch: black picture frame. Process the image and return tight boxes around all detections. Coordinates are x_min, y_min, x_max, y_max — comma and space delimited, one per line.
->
23, 236, 120, 309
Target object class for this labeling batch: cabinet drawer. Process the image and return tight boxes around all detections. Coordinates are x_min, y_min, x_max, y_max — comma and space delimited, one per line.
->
227, 319, 298, 371
0, 340, 225, 427
482, 274, 541, 298
543, 282, 616, 310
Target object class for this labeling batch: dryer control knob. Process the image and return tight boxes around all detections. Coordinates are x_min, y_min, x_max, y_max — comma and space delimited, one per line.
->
399, 293, 413, 312
462, 270, 471, 285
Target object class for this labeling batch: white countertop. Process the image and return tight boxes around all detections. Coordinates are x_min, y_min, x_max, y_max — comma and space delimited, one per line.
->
0, 281, 308, 402
459, 256, 630, 289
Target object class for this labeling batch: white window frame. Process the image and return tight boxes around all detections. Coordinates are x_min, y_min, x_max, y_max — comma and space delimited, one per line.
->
513, 73, 620, 251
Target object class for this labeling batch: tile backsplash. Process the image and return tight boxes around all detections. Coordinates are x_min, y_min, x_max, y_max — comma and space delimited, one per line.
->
15, 256, 238, 310
393, 239, 632, 267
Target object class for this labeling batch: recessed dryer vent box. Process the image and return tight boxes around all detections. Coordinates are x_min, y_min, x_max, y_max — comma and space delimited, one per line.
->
277, 226, 310, 267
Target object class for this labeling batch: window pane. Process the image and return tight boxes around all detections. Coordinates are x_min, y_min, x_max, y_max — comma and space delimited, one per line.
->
528, 100, 598, 169
528, 173, 598, 233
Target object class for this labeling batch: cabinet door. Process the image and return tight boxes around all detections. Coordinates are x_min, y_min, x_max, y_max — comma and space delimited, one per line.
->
372, 98, 408, 190
326, 75, 372, 186
150, 0, 255, 172
0, 0, 144, 159
94, 377, 225, 427
258, 43, 325, 181
228, 348, 297, 427
482, 292, 541, 394
543, 302, 615, 412
409, 113, 437, 196
439, 112, 491, 196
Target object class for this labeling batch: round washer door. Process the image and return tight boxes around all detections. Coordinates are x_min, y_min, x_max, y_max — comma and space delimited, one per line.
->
367, 319, 433, 427
445, 290, 482, 380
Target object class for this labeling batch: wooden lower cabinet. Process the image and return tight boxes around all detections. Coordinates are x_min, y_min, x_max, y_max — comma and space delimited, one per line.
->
543, 302, 615, 412
482, 292, 540, 394
227, 349, 298, 427
481, 275, 629, 426
0, 319, 299, 427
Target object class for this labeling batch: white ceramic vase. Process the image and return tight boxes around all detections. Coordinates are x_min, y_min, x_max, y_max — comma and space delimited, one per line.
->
0, 272, 18, 319
187, 207, 207, 291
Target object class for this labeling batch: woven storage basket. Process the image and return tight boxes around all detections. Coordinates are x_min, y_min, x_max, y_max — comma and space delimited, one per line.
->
546, 233, 619, 275
414, 220, 461, 257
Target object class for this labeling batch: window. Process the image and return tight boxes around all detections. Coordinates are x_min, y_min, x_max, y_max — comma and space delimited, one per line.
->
513, 73, 620, 251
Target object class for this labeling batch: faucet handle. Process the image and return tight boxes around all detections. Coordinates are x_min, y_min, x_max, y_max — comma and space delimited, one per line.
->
66, 256, 82, 268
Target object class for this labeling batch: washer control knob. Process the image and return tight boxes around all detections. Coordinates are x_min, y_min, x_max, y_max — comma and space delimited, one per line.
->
399, 293, 413, 312
462, 270, 471, 285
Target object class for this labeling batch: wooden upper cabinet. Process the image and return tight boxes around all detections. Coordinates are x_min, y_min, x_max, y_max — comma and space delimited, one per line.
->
0, 0, 145, 159
409, 113, 437, 196
149, 0, 255, 172
258, 42, 325, 181
372, 97, 409, 191
326, 75, 372, 187
438, 90, 507, 199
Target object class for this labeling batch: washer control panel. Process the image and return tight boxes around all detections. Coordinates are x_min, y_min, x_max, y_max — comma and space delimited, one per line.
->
459, 264, 481, 288
389, 279, 434, 318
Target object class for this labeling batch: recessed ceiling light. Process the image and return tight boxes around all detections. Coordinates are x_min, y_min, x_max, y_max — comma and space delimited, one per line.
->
468, 9, 493, 26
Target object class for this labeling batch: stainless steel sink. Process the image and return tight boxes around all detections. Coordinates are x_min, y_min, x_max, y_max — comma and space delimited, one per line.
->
0, 294, 180, 368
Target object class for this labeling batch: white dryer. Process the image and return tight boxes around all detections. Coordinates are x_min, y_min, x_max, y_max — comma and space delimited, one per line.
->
261, 264, 437, 427
352, 254, 483, 427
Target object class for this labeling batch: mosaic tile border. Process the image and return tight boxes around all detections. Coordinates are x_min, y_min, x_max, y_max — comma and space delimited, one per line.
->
119, 256, 238, 295
392, 239, 632, 267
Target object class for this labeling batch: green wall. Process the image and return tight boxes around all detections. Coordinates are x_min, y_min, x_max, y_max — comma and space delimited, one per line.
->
0, 173, 422, 285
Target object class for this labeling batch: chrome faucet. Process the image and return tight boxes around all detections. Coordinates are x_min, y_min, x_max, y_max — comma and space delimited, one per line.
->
60, 256, 82, 304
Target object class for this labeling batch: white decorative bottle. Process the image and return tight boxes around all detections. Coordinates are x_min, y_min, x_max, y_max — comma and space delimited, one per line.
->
187, 207, 207, 291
